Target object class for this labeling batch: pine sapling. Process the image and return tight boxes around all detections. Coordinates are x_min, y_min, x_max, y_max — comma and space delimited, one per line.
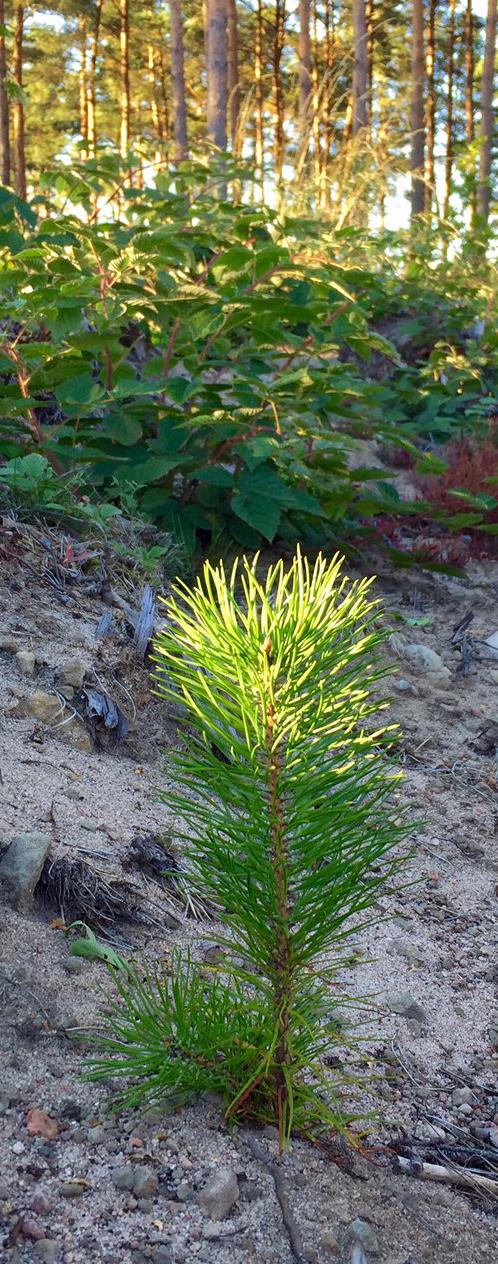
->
86, 550, 406, 1147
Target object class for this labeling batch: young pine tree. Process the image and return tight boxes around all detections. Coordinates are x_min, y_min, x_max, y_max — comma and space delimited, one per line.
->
87, 552, 406, 1148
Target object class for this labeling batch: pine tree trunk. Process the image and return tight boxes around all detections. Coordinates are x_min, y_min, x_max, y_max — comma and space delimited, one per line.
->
444, 0, 456, 219
410, 0, 425, 218
206, 0, 228, 150
88, 0, 103, 158
478, 0, 497, 222
366, 0, 374, 136
424, 0, 436, 213
79, 16, 89, 158
273, 0, 286, 185
227, 0, 240, 151
312, 0, 322, 193
119, 0, 131, 158
255, 0, 264, 195
320, 0, 334, 206
352, 0, 368, 133
159, 48, 171, 145
170, 0, 188, 162
148, 45, 164, 165
0, 0, 10, 186
465, 0, 475, 144
298, 0, 312, 147
13, 4, 26, 199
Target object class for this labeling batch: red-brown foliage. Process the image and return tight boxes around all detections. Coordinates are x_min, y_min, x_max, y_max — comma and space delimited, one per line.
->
418, 436, 498, 522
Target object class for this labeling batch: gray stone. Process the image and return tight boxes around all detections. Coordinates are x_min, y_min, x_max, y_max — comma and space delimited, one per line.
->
0, 1179, 9, 1199
59, 1181, 86, 1198
132, 1167, 158, 1198
58, 658, 86, 689
198, 1168, 239, 1219
452, 1086, 474, 1107
386, 991, 427, 1023
152, 1251, 173, 1264
0, 831, 51, 909
403, 643, 450, 681
393, 678, 418, 695
16, 650, 35, 676
64, 958, 87, 976
345, 1218, 380, 1256
111, 1165, 135, 1191
34, 1243, 58, 1264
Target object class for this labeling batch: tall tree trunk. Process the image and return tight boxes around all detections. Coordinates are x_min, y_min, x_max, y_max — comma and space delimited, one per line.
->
13, 4, 26, 199
79, 16, 89, 158
88, 0, 103, 158
206, 0, 228, 149
465, 0, 475, 144
444, 0, 456, 219
227, 0, 240, 151
366, 0, 374, 136
170, 0, 188, 162
424, 0, 436, 212
148, 44, 164, 163
410, 0, 425, 218
312, 0, 322, 192
158, 48, 171, 146
321, 0, 334, 205
0, 0, 10, 185
478, 0, 498, 222
255, 0, 264, 195
298, 0, 312, 146
273, 0, 286, 185
119, 0, 131, 158
352, 0, 368, 133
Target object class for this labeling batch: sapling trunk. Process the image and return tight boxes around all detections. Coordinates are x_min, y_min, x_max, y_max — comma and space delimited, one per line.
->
86, 551, 407, 1147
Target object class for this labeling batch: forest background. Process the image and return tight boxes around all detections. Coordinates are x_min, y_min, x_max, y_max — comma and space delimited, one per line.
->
2, 1, 498, 563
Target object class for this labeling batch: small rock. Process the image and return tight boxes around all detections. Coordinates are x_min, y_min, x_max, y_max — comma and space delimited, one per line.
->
452, 1086, 474, 1107
318, 1229, 340, 1255
0, 635, 18, 652
16, 650, 35, 676
132, 1167, 158, 1198
198, 1168, 239, 1220
30, 1192, 53, 1214
25, 691, 63, 724
176, 1180, 191, 1202
152, 1250, 173, 1264
12, 1140, 25, 1155
0, 831, 52, 910
58, 658, 86, 689
111, 1162, 135, 1193
63, 718, 93, 752
458, 1102, 473, 1116
20, 1217, 45, 1241
386, 992, 427, 1023
393, 678, 418, 695
59, 1181, 86, 1198
488, 1017, 498, 1049
403, 643, 450, 681
345, 1218, 380, 1256
64, 959, 87, 976
34, 1242, 58, 1263
406, 1019, 423, 1038
0, 1179, 9, 1199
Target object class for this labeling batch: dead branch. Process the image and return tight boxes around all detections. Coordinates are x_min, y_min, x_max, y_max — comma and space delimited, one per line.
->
244, 1131, 310, 1264
396, 1155, 498, 1199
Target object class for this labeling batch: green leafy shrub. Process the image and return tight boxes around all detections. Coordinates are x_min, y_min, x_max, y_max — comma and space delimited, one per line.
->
86, 551, 406, 1147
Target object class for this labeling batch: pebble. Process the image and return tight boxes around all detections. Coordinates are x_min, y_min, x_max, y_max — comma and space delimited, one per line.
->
0, 1179, 9, 1198
386, 992, 427, 1023
452, 1086, 474, 1106
319, 1229, 340, 1255
0, 832, 52, 911
12, 1140, 25, 1155
25, 691, 63, 724
112, 1165, 135, 1191
59, 1181, 86, 1198
58, 657, 86, 688
402, 643, 450, 681
16, 649, 35, 676
345, 1218, 380, 1256
393, 678, 418, 695
152, 1251, 173, 1264
133, 1167, 158, 1198
34, 1243, 58, 1263
198, 1168, 239, 1219
20, 1216, 45, 1241
30, 1192, 53, 1214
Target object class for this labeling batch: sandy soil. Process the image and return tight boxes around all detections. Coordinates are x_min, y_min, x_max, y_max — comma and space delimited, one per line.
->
1, 527, 498, 1263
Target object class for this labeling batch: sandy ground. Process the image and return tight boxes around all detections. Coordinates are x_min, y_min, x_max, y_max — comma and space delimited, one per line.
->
1, 528, 498, 1263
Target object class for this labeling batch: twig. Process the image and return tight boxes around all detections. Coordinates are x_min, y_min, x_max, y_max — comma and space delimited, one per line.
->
396, 1155, 498, 1199
244, 1132, 310, 1264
